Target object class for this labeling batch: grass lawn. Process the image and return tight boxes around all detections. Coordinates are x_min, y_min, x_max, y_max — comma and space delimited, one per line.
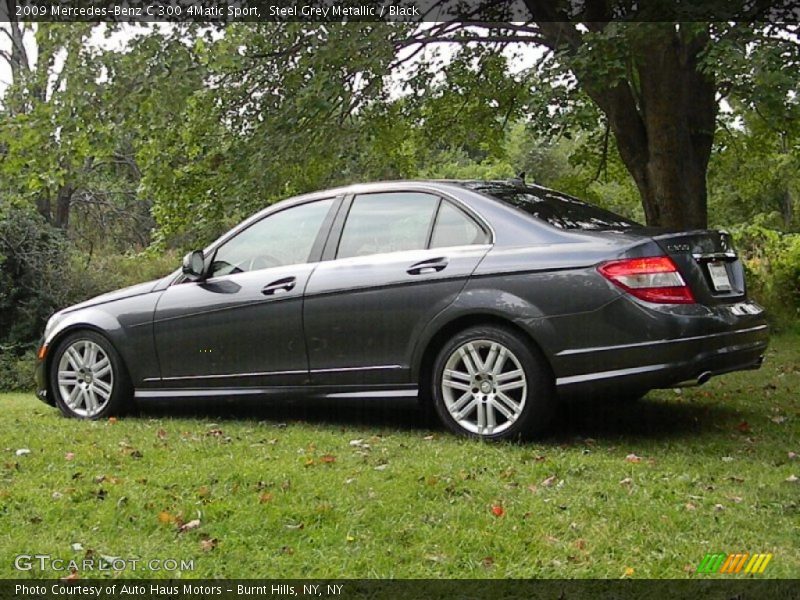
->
0, 335, 798, 579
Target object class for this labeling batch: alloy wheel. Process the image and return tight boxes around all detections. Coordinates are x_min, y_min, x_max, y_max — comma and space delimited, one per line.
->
56, 339, 114, 418
441, 339, 527, 436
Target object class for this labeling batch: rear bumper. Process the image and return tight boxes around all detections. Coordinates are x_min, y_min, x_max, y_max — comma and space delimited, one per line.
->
552, 299, 769, 398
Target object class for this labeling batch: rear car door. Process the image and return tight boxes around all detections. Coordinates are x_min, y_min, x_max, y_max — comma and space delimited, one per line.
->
152, 198, 337, 388
303, 190, 491, 385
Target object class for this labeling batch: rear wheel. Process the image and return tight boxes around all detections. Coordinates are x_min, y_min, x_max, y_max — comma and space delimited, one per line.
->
49, 331, 132, 419
431, 325, 556, 440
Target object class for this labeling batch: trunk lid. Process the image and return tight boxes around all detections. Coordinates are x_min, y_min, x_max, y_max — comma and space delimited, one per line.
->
648, 229, 746, 305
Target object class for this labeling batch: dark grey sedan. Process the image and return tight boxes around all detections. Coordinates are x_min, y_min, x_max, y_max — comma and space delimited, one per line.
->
35, 180, 768, 440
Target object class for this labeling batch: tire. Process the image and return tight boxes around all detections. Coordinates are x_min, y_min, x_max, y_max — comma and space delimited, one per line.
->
431, 325, 557, 440
49, 330, 133, 419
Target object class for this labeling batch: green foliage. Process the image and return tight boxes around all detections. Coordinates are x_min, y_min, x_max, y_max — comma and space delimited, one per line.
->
0, 208, 72, 351
0, 351, 36, 392
0, 205, 179, 391
731, 221, 800, 329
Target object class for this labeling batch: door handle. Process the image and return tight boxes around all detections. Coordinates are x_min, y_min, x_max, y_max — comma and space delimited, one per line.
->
261, 276, 296, 295
407, 257, 448, 276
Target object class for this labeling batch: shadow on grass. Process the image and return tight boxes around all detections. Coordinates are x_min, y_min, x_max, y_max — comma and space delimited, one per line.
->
135, 392, 746, 443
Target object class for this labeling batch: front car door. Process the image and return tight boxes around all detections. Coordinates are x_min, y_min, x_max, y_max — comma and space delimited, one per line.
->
303, 190, 491, 386
150, 197, 338, 389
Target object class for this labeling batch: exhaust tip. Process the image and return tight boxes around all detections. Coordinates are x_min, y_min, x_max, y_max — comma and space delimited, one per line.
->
697, 371, 712, 386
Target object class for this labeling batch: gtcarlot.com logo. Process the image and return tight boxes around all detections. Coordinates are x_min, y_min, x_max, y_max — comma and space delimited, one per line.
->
14, 554, 195, 572
697, 552, 773, 574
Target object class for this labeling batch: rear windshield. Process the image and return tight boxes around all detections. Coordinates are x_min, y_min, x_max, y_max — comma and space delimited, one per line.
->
465, 182, 641, 231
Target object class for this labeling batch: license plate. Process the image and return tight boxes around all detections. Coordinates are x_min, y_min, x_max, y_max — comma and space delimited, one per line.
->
707, 262, 732, 291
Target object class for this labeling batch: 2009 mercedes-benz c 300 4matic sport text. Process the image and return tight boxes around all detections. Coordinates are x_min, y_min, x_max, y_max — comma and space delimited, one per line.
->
35, 180, 768, 440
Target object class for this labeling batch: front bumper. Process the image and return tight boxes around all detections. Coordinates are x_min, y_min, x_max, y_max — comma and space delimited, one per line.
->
34, 357, 53, 405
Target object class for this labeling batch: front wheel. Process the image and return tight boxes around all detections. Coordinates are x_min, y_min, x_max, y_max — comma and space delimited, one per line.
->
49, 331, 132, 419
431, 325, 557, 440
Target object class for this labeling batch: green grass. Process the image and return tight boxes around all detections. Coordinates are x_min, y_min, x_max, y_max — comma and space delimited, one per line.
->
1, 335, 798, 579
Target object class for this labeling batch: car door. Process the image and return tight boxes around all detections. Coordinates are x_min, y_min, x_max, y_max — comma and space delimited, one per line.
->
303, 191, 491, 386
152, 198, 338, 389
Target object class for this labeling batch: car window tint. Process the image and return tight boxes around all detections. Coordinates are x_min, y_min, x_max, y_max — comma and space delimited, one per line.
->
430, 201, 487, 248
337, 192, 439, 259
210, 199, 333, 277
466, 182, 640, 230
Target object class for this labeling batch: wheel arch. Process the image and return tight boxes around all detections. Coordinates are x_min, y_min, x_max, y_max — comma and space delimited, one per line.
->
413, 312, 556, 401
44, 324, 130, 401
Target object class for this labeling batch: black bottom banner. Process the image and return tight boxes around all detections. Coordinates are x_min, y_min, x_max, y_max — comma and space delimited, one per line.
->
1, 580, 799, 600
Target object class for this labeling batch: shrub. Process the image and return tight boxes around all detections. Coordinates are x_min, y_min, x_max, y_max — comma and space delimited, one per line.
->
0, 207, 180, 391
731, 221, 800, 330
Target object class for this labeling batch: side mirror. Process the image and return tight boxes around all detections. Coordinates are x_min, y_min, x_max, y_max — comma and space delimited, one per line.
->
182, 249, 206, 281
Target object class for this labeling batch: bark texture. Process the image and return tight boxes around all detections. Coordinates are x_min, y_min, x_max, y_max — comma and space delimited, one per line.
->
529, 16, 716, 229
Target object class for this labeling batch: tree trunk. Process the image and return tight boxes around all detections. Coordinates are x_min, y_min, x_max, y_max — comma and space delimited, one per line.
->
54, 185, 73, 229
35, 196, 52, 223
532, 20, 716, 230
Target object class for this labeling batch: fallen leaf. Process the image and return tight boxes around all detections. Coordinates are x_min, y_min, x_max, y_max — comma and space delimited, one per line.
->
65, 452, 75, 461
736, 421, 751, 433
625, 453, 642, 463
285, 522, 304, 530
491, 504, 505, 517
349, 439, 364, 447
786, 475, 798, 483
574, 539, 586, 550
527, 484, 538, 493
199, 537, 218, 552
61, 570, 80, 581
685, 502, 697, 511
770, 416, 787, 424
541, 475, 557, 487
714, 504, 725, 511
423, 435, 436, 441
789, 452, 797, 460
346, 535, 355, 543
259, 492, 273, 504
619, 477, 633, 486
320, 454, 336, 464
178, 519, 201, 533
623, 567, 635, 578
15, 449, 31, 456
729, 496, 743, 503
157, 511, 174, 524
52, 491, 63, 500
108, 417, 117, 424
197, 486, 210, 498
156, 429, 168, 440
207, 428, 224, 437
374, 464, 388, 471
482, 556, 495, 568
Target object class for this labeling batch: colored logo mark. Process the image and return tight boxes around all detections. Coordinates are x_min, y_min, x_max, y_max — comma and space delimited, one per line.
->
697, 553, 773, 574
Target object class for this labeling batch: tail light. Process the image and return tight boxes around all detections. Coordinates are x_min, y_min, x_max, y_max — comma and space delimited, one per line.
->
598, 256, 695, 304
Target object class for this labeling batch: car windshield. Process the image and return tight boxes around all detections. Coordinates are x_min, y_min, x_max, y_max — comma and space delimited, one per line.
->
464, 182, 641, 231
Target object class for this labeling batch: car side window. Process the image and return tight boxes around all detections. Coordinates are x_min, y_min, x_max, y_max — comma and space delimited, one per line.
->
337, 192, 439, 259
210, 199, 334, 277
430, 201, 488, 248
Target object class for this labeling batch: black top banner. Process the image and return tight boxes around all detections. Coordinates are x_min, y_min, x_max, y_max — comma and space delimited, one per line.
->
2, 0, 800, 23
